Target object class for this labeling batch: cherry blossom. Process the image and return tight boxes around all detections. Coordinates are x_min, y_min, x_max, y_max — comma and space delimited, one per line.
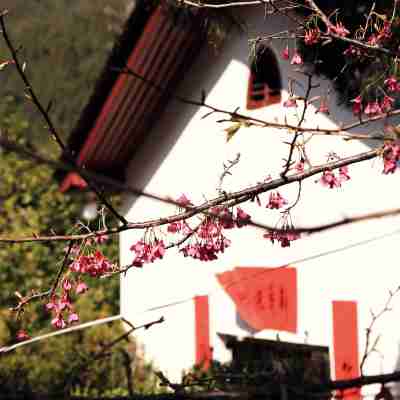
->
16, 330, 30, 342
384, 77, 400, 93
364, 101, 382, 116
266, 192, 288, 209
130, 238, 166, 267
304, 29, 320, 45
290, 52, 303, 65
283, 97, 298, 108
94, 232, 109, 244
319, 170, 341, 188
76, 281, 89, 294
176, 193, 193, 207
351, 95, 363, 115
381, 95, 395, 113
68, 313, 79, 324
263, 212, 300, 247
51, 314, 66, 329
329, 22, 350, 37
382, 142, 400, 174
281, 45, 289, 60
339, 166, 351, 182
236, 207, 251, 228
315, 98, 330, 114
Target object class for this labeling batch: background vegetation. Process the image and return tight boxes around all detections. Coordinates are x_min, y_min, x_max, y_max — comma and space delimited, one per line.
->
0, 1, 159, 396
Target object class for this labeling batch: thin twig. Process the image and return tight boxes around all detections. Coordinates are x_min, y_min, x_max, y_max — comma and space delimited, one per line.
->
359, 286, 400, 375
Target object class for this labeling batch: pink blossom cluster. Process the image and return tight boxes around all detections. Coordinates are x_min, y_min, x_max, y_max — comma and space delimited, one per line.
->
263, 211, 300, 248
177, 206, 250, 261
69, 250, 114, 277
304, 28, 320, 45
283, 97, 298, 108
263, 229, 300, 248
352, 95, 395, 116
384, 76, 400, 93
281, 46, 303, 65
45, 278, 84, 329
130, 239, 166, 267
16, 329, 31, 342
328, 22, 350, 37
367, 21, 392, 45
319, 166, 350, 188
382, 141, 400, 174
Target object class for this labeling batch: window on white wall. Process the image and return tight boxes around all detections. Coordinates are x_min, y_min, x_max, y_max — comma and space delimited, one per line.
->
247, 45, 282, 110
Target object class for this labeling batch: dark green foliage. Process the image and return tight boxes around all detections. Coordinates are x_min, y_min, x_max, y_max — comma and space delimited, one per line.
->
0, 97, 156, 397
0, 0, 132, 146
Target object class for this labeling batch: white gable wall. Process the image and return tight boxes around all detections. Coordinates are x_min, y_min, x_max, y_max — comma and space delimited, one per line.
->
120, 7, 400, 392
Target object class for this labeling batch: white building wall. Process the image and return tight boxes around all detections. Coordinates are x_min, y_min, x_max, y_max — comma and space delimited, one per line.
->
120, 6, 400, 391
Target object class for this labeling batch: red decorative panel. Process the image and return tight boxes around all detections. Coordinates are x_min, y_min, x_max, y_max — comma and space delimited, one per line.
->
194, 295, 211, 369
332, 301, 361, 400
216, 267, 297, 332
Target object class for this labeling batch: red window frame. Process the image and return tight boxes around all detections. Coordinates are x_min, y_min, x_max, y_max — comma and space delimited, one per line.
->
247, 45, 282, 110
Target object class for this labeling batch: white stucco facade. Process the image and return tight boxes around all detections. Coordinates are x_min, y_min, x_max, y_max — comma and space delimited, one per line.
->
119, 7, 400, 395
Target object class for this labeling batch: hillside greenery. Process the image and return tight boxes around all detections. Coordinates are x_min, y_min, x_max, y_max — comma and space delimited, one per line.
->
0, 0, 133, 149
0, 1, 160, 396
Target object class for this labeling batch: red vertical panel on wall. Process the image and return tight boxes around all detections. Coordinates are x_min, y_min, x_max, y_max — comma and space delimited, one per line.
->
332, 301, 361, 400
194, 295, 211, 370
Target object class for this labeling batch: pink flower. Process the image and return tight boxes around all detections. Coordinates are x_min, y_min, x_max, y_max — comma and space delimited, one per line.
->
384, 76, 400, 93
281, 45, 289, 60
304, 29, 320, 45
351, 95, 363, 115
283, 97, 298, 108
383, 158, 397, 174
46, 298, 58, 311
176, 194, 193, 207
150, 240, 165, 260
94, 232, 109, 244
339, 166, 350, 182
382, 142, 400, 174
236, 207, 251, 228
266, 192, 288, 209
290, 52, 303, 65
62, 279, 72, 292
16, 330, 30, 342
130, 239, 166, 266
68, 313, 79, 324
343, 45, 362, 57
381, 95, 395, 113
364, 101, 382, 116
367, 34, 378, 46
319, 170, 341, 188
294, 160, 305, 173
378, 20, 392, 41
51, 315, 66, 329
58, 293, 72, 311
263, 229, 300, 248
329, 22, 350, 37
76, 281, 89, 294
315, 98, 329, 114
167, 222, 181, 233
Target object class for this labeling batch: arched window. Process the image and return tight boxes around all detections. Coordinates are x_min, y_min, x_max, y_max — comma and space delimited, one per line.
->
247, 45, 282, 110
